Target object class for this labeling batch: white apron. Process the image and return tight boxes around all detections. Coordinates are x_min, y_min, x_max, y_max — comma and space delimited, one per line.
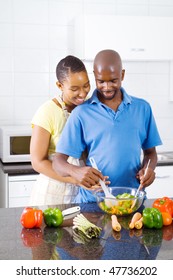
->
29, 156, 80, 206
29, 94, 86, 206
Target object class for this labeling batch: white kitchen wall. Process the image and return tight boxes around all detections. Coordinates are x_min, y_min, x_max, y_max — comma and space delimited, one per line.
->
0, 0, 173, 152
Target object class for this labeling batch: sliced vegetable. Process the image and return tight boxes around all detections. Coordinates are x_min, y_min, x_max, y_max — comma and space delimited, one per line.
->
152, 197, 173, 217
129, 212, 142, 229
161, 212, 172, 226
73, 214, 102, 239
142, 207, 163, 229
20, 207, 43, 229
99, 200, 133, 216
111, 215, 121, 232
116, 193, 134, 199
99, 192, 139, 215
43, 208, 63, 227
134, 217, 143, 229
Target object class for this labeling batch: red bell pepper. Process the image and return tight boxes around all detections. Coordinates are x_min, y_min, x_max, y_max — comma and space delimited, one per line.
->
20, 207, 43, 229
152, 197, 173, 218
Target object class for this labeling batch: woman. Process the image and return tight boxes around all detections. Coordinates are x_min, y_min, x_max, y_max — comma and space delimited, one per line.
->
29, 55, 91, 206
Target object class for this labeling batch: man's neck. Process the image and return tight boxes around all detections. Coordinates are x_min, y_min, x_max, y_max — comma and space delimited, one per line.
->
98, 90, 122, 111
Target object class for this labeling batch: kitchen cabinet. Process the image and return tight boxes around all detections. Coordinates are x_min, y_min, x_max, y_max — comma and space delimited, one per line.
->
74, 15, 173, 61
8, 174, 38, 207
145, 166, 173, 199
0, 165, 38, 208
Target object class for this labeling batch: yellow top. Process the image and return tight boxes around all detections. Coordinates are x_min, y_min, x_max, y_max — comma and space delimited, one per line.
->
31, 99, 66, 155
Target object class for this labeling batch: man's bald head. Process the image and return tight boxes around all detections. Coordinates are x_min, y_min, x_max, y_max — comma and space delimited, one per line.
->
93, 49, 122, 74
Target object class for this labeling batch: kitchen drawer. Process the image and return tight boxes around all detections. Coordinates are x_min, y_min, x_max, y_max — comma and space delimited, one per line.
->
9, 180, 35, 198
9, 197, 32, 208
8, 174, 38, 207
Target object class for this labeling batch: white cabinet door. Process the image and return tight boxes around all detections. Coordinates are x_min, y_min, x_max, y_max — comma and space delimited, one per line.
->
146, 166, 173, 199
8, 174, 38, 207
74, 15, 173, 60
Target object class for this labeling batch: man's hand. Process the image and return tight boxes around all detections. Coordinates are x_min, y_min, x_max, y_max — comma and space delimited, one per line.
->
71, 166, 105, 189
136, 167, 156, 189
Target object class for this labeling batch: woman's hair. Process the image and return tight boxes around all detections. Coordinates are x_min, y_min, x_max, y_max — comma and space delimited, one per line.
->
56, 55, 87, 83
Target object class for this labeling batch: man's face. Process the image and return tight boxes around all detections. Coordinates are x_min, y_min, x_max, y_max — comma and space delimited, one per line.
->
94, 67, 125, 100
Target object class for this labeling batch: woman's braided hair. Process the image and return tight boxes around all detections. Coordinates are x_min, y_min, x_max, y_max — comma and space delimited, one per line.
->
56, 55, 87, 83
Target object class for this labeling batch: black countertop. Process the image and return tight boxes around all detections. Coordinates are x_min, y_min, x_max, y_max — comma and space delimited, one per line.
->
0, 160, 38, 175
157, 162, 173, 166
156, 151, 173, 166
0, 200, 173, 260
0, 153, 173, 176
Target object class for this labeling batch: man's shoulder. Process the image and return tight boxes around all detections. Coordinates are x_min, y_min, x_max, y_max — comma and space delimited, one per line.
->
130, 95, 150, 107
122, 87, 150, 107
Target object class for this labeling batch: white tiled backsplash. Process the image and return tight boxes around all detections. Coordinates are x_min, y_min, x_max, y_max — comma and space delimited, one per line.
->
0, 0, 173, 152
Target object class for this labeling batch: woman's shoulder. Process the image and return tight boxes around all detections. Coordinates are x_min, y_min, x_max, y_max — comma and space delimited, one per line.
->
31, 99, 64, 133
32, 99, 62, 123
35, 99, 62, 114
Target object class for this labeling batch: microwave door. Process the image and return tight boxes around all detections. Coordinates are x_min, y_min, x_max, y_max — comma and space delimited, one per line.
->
10, 136, 31, 155
8, 136, 31, 162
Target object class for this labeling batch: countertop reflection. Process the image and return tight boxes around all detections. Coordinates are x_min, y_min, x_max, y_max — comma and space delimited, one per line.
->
0, 201, 173, 260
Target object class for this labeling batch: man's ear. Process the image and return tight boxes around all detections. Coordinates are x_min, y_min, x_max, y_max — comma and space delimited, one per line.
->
56, 81, 63, 90
121, 69, 125, 81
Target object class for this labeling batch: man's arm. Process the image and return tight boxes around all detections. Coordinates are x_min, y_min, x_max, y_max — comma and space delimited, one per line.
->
52, 152, 105, 189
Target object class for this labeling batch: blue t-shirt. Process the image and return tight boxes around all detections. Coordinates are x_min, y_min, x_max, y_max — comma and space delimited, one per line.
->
56, 88, 162, 203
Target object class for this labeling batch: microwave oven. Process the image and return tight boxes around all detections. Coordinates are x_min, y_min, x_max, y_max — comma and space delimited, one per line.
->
0, 125, 32, 163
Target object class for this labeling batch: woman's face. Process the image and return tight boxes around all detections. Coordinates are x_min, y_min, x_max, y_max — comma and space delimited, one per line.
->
57, 71, 90, 106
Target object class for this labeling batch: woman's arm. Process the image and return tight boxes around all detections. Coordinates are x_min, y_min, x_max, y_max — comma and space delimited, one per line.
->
30, 125, 78, 184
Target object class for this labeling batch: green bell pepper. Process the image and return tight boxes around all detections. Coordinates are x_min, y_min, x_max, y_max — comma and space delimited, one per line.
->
43, 208, 63, 227
142, 207, 163, 229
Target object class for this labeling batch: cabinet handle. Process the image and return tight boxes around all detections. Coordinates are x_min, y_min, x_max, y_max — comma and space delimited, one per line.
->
131, 48, 145, 52
156, 175, 170, 179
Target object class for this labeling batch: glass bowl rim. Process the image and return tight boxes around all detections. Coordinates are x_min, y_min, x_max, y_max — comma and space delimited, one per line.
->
93, 186, 146, 200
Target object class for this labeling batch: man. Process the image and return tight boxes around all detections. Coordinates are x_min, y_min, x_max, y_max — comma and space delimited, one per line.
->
52, 49, 162, 203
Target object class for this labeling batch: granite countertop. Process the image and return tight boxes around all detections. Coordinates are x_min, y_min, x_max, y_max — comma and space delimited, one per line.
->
0, 200, 172, 260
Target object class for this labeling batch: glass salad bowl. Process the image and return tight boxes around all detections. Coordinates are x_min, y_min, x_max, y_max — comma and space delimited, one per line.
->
94, 186, 146, 216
